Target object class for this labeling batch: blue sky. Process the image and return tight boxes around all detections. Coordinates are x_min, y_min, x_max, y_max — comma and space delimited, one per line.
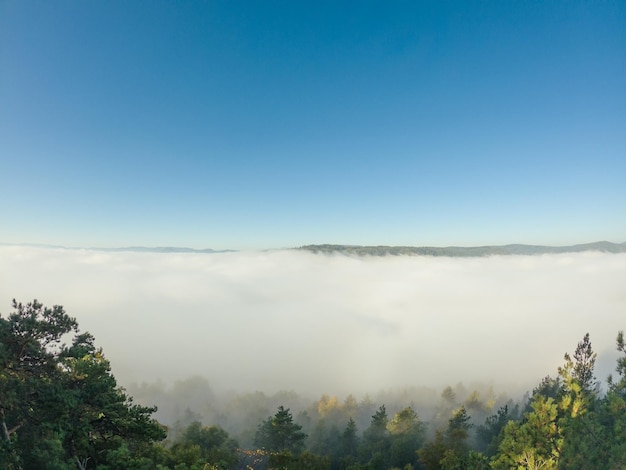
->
1, 1, 624, 249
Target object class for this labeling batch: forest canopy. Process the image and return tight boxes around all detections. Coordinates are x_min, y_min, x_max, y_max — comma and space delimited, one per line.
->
1, 299, 625, 469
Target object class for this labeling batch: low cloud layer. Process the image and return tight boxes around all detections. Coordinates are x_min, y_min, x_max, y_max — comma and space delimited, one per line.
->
1, 246, 624, 397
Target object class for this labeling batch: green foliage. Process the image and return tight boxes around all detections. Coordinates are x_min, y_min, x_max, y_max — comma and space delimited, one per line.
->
0, 300, 166, 469
444, 406, 471, 454
490, 332, 626, 470
417, 430, 447, 470
527, 376, 562, 411
167, 443, 202, 468
571, 333, 597, 393
167, 420, 239, 469
96, 443, 169, 470
599, 331, 626, 469
492, 333, 603, 469
463, 390, 487, 416
267, 450, 330, 469
555, 333, 605, 469
418, 406, 474, 470
308, 419, 342, 464
387, 407, 425, 469
475, 405, 515, 457
466, 450, 489, 469
492, 395, 561, 469
255, 406, 307, 454
342, 417, 359, 458
360, 405, 391, 469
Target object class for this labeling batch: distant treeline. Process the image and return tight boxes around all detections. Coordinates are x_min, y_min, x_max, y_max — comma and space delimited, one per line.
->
297, 241, 626, 257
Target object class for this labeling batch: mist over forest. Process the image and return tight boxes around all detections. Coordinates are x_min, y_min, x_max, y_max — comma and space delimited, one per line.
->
2, 245, 624, 397
2, 244, 626, 468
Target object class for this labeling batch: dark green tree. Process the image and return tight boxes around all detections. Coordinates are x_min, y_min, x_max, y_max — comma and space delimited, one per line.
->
571, 333, 597, 393
341, 417, 359, 459
168, 420, 238, 469
476, 404, 516, 457
387, 406, 425, 469
307, 418, 342, 467
556, 333, 604, 469
444, 406, 471, 455
529, 376, 562, 406
603, 331, 626, 468
359, 405, 390, 469
418, 406, 474, 470
254, 406, 307, 454
417, 430, 447, 470
492, 334, 597, 470
492, 394, 561, 469
490, 331, 626, 470
0, 300, 166, 469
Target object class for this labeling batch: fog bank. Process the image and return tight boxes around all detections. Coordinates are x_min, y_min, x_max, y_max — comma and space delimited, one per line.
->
1, 246, 624, 397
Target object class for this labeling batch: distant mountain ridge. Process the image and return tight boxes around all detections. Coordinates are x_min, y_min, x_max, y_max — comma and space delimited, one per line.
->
0, 243, 236, 254
90, 246, 236, 254
2, 242, 626, 256
297, 241, 626, 257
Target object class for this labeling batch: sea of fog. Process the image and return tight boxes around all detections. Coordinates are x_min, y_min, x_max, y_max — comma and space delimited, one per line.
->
1, 246, 624, 398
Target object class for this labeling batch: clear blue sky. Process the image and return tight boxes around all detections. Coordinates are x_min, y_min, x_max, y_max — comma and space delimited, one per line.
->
1, 1, 624, 249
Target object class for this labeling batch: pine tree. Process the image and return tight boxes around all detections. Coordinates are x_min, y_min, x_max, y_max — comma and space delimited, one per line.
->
254, 406, 307, 454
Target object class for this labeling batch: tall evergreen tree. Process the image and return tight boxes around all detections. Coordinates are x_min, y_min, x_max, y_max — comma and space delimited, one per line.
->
571, 333, 597, 393
557, 333, 604, 469
603, 331, 626, 469
388, 406, 425, 469
360, 405, 391, 470
341, 417, 359, 459
254, 406, 307, 454
492, 395, 561, 470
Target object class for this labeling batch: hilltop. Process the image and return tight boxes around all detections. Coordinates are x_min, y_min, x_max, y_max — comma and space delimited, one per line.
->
297, 241, 626, 256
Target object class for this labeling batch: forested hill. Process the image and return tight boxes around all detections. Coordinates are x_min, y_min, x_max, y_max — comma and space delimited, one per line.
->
297, 241, 626, 257
4, 241, 626, 256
